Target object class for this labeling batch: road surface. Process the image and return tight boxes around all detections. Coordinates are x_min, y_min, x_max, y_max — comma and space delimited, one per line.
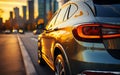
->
0, 34, 26, 75
18, 32, 54, 75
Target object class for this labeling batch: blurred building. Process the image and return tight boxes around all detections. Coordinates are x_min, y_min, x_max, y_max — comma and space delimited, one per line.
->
0, 18, 2, 25
37, 0, 58, 24
37, 0, 69, 21
14, 7, 23, 29
22, 6, 27, 23
57, 0, 69, 8
14, 7, 19, 19
46, 0, 52, 13
38, 0, 44, 19
14, 7, 19, 29
36, 0, 69, 27
22, 6, 27, 30
52, 0, 58, 13
9, 11, 14, 27
10, 11, 13, 19
38, 0, 58, 16
0, 18, 3, 30
28, 0, 34, 24
0, 18, 3, 31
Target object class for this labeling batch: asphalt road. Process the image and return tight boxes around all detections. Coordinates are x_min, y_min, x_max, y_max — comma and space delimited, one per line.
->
19, 32, 54, 75
0, 34, 26, 75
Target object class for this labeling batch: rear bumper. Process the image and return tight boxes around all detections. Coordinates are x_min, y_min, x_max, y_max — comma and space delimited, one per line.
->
69, 59, 120, 75
78, 70, 120, 75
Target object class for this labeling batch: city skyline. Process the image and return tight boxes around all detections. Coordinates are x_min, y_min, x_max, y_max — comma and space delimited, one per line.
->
0, 0, 38, 23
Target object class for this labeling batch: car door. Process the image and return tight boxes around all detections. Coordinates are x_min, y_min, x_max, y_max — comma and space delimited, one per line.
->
41, 4, 71, 65
41, 11, 59, 63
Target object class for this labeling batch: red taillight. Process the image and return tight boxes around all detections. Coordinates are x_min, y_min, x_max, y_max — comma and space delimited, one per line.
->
73, 23, 120, 42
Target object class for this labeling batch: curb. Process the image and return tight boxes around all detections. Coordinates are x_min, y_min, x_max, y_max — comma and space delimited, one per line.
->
17, 35, 37, 75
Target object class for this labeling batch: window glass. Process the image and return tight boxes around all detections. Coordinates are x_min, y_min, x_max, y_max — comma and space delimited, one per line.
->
46, 11, 59, 29
55, 5, 70, 25
95, 5, 120, 17
63, 6, 70, 21
68, 4, 77, 18
93, 0, 120, 17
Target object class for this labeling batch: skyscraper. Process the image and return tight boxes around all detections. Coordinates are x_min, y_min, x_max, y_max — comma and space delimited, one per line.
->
22, 6, 27, 22
10, 11, 13, 19
38, 0, 44, 19
0, 18, 3, 32
9, 11, 13, 27
52, 0, 58, 13
28, 0, 34, 24
14, 7, 23, 28
46, 0, 52, 13
0, 18, 3, 26
14, 7, 19, 19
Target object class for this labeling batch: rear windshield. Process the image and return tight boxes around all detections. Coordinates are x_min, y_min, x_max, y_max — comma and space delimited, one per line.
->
93, 0, 120, 17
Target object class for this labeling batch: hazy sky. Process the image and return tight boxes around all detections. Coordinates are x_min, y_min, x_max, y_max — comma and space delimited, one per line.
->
0, 0, 38, 22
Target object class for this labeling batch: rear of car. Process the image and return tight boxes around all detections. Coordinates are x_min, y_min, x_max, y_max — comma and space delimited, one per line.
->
38, 0, 120, 75
94, 0, 120, 60
70, 0, 120, 75
12, 29, 18, 34
19, 29, 24, 34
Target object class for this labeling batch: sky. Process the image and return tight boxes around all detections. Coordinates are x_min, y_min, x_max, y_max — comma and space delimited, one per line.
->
0, 0, 38, 23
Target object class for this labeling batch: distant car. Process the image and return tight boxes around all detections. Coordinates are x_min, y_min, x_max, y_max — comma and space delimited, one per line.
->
4, 30, 11, 34
19, 29, 24, 34
38, 0, 120, 75
12, 29, 18, 33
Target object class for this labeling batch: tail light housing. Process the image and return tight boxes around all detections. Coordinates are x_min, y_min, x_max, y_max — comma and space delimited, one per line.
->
72, 23, 120, 42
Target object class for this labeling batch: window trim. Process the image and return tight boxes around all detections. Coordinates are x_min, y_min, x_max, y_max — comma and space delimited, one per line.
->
46, 10, 61, 30
63, 5, 71, 21
54, 4, 71, 25
68, 3, 78, 19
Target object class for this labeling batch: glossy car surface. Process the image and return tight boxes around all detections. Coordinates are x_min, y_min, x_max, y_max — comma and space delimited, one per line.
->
38, 0, 120, 75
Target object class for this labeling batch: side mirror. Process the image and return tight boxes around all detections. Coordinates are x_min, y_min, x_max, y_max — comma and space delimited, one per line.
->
37, 23, 44, 29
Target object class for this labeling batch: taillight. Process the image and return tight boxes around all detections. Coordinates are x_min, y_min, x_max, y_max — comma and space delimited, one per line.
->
72, 23, 120, 42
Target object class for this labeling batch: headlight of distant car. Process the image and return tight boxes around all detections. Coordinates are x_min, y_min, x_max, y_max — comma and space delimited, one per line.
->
19, 29, 24, 34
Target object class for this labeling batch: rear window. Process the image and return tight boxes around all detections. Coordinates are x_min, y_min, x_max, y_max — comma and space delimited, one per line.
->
93, 0, 120, 17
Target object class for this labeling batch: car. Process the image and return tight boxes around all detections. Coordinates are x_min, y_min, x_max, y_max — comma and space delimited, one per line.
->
18, 29, 24, 34
4, 30, 11, 34
38, 0, 120, 75
12, 29, 18, 33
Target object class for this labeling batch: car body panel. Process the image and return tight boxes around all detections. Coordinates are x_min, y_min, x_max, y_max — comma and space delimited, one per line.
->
95, 17, 120, 25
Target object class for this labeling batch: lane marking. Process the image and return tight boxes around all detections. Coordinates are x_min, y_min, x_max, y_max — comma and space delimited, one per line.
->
17, 35, 38, 75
